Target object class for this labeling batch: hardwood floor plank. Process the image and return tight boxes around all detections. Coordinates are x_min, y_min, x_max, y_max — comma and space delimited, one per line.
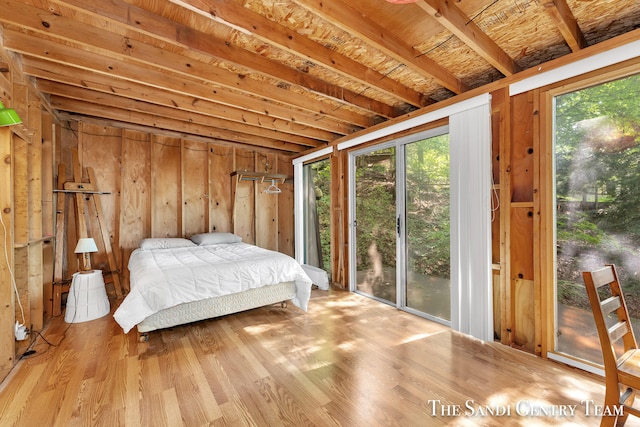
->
123, 356, 142, 426
0, 364, 47, 426
161, 388, 183, 427
1, 288, 638, 426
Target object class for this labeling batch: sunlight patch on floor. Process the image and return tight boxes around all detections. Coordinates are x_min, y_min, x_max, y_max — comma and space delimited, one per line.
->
398, 330, 446, 344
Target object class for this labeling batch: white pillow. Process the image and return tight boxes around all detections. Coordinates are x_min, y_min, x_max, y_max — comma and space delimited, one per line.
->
139, 238, 196, 250
190, 232, 242, 245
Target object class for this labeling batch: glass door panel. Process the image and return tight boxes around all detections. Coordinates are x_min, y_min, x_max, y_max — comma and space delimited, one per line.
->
302, 159, 331, 276
404, 135, 451, 321
354, 147, 397, 304
554, 73, 640, 364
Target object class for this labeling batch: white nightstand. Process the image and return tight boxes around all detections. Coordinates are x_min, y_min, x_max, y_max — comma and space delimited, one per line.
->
65, 269, 110, 323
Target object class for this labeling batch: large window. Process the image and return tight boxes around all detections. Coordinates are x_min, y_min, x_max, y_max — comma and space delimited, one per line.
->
554, 73, 640, 365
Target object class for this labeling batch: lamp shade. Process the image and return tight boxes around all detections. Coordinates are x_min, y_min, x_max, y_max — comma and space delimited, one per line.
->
74, 237, 98, 254
0, 102, 22, 127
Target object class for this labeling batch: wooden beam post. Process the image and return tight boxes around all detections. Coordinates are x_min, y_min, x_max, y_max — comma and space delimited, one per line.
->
53, 164, 68, 317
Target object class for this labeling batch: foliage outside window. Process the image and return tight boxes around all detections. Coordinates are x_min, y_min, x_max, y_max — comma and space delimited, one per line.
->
555, 73, 640, 362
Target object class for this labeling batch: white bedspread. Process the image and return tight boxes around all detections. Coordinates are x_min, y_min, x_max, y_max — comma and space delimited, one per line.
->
114, 243, 312, 333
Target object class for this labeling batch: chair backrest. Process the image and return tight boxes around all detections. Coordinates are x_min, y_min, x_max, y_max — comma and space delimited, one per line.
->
583, 264, 638, 371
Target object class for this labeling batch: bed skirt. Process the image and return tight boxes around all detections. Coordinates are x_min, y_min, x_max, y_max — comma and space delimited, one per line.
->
137, 281, 297, 333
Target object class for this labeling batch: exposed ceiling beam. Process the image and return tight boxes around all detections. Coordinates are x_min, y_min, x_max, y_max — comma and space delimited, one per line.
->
291, 0, 470, 94
38, 80, 325, 148
164, 0, 431, 106
413, 0, 522, 76
30, 0, 401, 119
51, 96, 312, 153
22, 57, 353, 140
0, 3, 380, 128
543, 0, 588, 52
2, 29, 370, 133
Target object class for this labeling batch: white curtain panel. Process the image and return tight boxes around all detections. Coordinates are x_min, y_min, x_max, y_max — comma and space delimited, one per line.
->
449, 100, 493, 342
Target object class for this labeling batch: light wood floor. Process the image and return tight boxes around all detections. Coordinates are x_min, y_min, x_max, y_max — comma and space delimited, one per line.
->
0, 287, 632, 426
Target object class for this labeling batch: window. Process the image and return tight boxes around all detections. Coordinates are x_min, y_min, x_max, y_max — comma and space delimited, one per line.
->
553, 73, 640, 366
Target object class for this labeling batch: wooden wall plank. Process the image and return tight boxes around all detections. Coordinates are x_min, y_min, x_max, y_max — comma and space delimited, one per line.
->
28, 104, 42, 241
181, 139, 207, 237
492, 273, 501, 338
276, 155, 294, 257
233, 148, 255, 244
208, 145, 233, 233
510, 92, 535, 203
151, 135, 181, 237
28, 243, 43, 331
81, 123, 122, 270
14, 248, 28, 337
255, 153, 277, 250
42, 112, 54, 321
87, 167, 123, 297
0, 127, 15, 381
53, 163, 68, 316
509, 91, 536, 350
60, 124, 78, 278
514, 278, 535, 353
27, 97, 43, 330
120, 130, 151, 246
41, 112, 54, 238
494, 87, 513, 346
13, 135, 28, 243
511, 207, 535, 349
120, 130, 151, 291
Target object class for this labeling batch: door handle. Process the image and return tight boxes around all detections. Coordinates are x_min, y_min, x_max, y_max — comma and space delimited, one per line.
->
397, 216, 400, 235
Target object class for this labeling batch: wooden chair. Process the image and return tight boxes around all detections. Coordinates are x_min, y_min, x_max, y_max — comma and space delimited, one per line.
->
583, 264, 640, 426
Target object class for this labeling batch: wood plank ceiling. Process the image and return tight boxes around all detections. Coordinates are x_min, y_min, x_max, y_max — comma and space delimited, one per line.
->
1, 0, 639, 154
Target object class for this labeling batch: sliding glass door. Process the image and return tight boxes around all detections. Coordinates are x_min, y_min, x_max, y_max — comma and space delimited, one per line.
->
353, 145, 397, 303
350, 127, 451, 323
404, 135, 450, 321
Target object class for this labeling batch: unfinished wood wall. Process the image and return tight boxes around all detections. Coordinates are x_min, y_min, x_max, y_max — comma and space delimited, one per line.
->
56, 121, 294, 293
0, 53, 52, 383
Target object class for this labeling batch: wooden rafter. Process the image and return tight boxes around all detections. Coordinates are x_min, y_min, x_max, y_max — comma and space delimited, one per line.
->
51, 96, 314, 153
21, 58, 355, 138
543, 0, 588, 52
0, 16, 374, 129
39, 81, 324, 148
45, 0, 398, 118
292, 0, 470, 94
414, 0, 522, 76
168, 0, 430, 107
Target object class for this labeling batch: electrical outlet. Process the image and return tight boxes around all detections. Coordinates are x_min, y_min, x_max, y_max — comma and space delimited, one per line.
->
14, 321, 28, 341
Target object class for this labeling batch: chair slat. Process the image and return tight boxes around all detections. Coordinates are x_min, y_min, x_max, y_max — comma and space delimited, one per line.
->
609, 321, 630, 344
583, 264, 640, 425
601, 296, 622, 315
590, 266, 616, 288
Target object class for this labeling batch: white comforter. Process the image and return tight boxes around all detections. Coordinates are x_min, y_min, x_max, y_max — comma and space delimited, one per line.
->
114, 243, 312, 333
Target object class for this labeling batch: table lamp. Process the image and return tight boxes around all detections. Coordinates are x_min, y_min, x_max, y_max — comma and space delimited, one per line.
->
74, 237, 98, 274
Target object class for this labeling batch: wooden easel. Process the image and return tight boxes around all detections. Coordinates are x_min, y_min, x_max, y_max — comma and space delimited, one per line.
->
52, 150, 122, 315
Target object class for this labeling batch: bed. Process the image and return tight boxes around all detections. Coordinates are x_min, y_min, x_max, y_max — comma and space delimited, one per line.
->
113, 233, 313, 340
